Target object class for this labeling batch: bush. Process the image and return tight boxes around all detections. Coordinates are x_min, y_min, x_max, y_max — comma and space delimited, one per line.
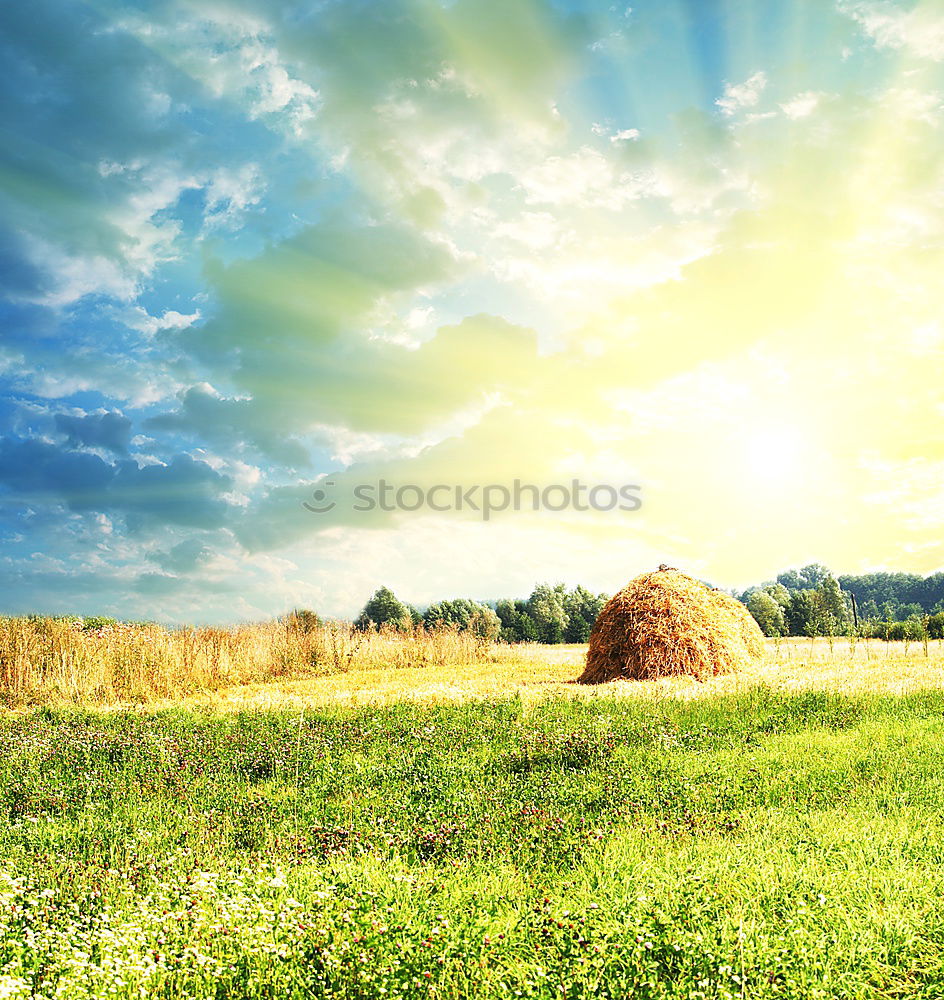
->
285, 609, 321, 633
927, 612, 944, 640
80, 616, 118, 631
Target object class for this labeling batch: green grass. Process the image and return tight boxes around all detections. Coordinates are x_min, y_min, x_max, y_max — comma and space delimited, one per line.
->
2, 689, 944, 997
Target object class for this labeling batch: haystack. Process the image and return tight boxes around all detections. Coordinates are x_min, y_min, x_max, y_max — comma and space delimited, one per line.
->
579, 567, 764, 683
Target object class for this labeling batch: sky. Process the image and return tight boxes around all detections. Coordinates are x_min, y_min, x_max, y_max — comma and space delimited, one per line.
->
1, 0, 943, 622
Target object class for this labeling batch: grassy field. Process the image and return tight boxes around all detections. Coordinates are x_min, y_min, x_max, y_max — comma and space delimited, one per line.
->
2, 641, 944, 997
183, 637, 944, 712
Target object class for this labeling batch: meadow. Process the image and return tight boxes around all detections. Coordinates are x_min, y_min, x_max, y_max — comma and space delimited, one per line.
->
1, 624, 944, 997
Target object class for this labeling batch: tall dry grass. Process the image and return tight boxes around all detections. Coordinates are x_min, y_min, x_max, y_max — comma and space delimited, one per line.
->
0, 617, 492, 706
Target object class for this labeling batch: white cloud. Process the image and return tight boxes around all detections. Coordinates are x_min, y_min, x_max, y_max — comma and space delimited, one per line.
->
492, 211, 562, 250
17, 163, 199, 307
122, 12, 321, 138
204, 164, 265, 228
20, 158, 266, 308
119, 306, 202, 337
21, 237, 138, 306
780, 91, 822, 119
841, 1, 944, 60
591, 123, 640, 143
716, 71, 768, 116
518, 147, 651, 209
884, 85, 944, 124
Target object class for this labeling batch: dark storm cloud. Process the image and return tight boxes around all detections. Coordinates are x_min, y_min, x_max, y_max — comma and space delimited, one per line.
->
147, 385, 310, 467
0, 437, 232, 528
0, 438, 114, 501
55, 411, 132, 454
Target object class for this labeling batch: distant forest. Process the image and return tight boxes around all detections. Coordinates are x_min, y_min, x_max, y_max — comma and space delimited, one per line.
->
344, 566, 944, 644
739, 565, 944, 640
349, 584, 608, 645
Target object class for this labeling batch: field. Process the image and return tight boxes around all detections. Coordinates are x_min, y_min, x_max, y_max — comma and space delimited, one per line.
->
2, 637, 944, 998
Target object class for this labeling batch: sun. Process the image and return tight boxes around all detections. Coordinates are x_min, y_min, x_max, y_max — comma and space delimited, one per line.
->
740, 423, 808, 490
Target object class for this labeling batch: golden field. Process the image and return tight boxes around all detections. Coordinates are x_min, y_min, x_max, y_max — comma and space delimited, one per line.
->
2, 616, 940, 710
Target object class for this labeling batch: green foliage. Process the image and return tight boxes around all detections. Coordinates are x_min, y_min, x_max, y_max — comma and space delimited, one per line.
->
526, 583, 569, 644
743, 571, 863, 637
765, 582, 791, 607
562, 585, 608, 643
355, 586, 412, 632
494, 585, 608, 644
495, 599, 539, 643
903, 616, 927, 643
838, 571, 944, 622
423, 599, 501, 642
79, 615, 119, 631
777, 563, 830, 592
928, 612, 944, 640
745, 590, 786, 636
784, 590, 818, 637
815, 575, 851, 636
2, 694, 944, 996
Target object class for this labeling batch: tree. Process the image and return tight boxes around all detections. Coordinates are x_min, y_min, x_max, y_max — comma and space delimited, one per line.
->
495, 599, 519, 642
562, 586, 608, 643
423, 599, 473, 630
860, 598, 880, 621
493, 599, 537, 643
423, 598, 500, 641
355, 586, 411, 631
816, 575, 851, 635
881, 600, 902, 622
777, 564, 830, 592
468, 605, 501, 642
526, 584, 569, 644
900, 615, 927, 651
515, 601, 539, 641
927, 612, 944, 640
784, 590, 817, 637
745, 590, 786, 636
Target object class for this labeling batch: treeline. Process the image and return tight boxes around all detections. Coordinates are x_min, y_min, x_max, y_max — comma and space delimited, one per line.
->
292, 564, 944, 645
494, 584, 608, 643
338, 583, 608, 644
740, 564, 944, 639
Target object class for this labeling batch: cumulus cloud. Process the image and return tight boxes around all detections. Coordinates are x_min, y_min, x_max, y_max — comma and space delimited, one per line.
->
716, 71, 768, 116
152, 538, 213, 574
148, 384, 311, 467
0, 438, 232, 529
841, 1, 944, 60
780, 92, 822, 119
117, 307, 202, 337
518, 147, 651, 208
118, 8, 322, 137
0, 439, 114, 501
1, 0, 943, 620
55, 411, 132, 454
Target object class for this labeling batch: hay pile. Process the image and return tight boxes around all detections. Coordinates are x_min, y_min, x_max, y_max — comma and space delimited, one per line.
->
579, 567, 765, 684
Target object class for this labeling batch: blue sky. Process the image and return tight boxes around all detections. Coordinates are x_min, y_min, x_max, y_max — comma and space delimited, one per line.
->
1, 0, 943, 622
